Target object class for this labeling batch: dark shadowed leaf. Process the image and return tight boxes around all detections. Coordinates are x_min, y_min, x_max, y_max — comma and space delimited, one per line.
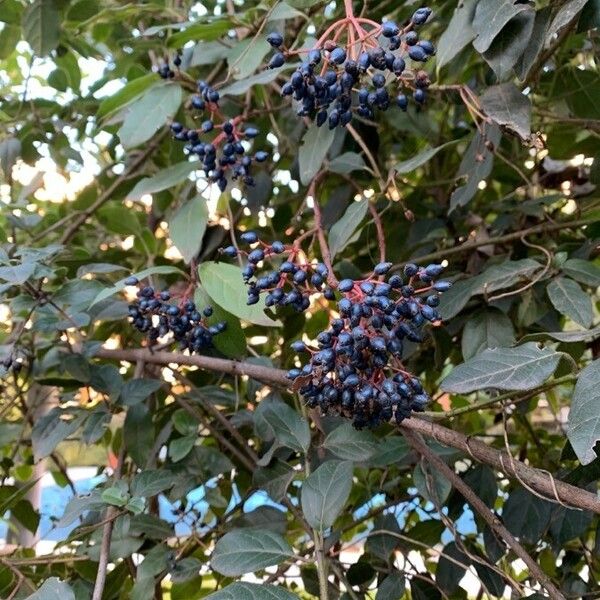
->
481, 83, 531, 140
461, 309, 515, 360
472, 0, 532, 53
436, 0, 477, 69
502, 487, 552, 544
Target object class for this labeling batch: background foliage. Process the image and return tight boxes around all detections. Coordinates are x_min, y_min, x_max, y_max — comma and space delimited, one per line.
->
0, 0, 599, 598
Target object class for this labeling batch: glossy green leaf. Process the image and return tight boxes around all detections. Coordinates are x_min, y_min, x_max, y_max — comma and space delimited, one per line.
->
198, 261, 280, 327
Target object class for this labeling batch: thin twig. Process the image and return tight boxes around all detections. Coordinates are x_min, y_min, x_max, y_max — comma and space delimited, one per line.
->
402, 429, 565, 600
91, 446, 125, 600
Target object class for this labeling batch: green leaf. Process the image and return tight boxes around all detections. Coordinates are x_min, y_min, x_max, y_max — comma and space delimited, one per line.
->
547, 277, 593, 328
482, 11, 535, 81
101, 486, 128, 507
25, 578, 75, 600
205, 583, 300, 600
267, 2, 305, 21
118, 83, 182, 149
413, 463, 451, 504
322, 422, 378, 461
97, 74, 157, 120
441, 343, 561, 393
472, 0, 532, 53
169, 434, 196, 462
461, 309, 515, 360
395, 140, 458, 174
219, 67, 287, 96
127, 161, 199, 201
563, 258, 600, 287
254, 399, 310, 454
436, 0, 477, 69
170, 197, 208, 263
568, 360, 600, 465
301, 460, 353, 531
22, 0, 60, 57
90, 265, 185, 307
32, 408, 86, 461
0, 262, 36, 284
119, 378, 162, 406
167, 18, 232, 47
0, 24, 20, 59
449, 125, 502, 211
228, 36, 270, 80
481, 83, 531, 140
502, 487, 552, 544
198, 261, 280, 327
211, 529, 293, 577
521, 325, 600, 343
329, 152, 367, 174
299, 124, 335, 185
328, 198, 368, 259
195, 286, 246, 358
125, 404, 154, 468
131, 470, 176, 498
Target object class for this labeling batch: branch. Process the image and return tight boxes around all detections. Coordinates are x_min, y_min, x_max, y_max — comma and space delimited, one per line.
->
95, 347, 600, 515
390, 217, 595, 272
59, 131, 167, 245
402, 429, 565, 600
91, 447, 125, 600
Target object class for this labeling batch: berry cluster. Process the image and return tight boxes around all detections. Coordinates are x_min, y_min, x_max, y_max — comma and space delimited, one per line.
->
169, 80, 267, 191
266, 7, 434, 128
125, 277, 226, 353
1, 354, 23, 375
220, 233, 335, 312
157, 53, 181, 79
221, 234, 450, 428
